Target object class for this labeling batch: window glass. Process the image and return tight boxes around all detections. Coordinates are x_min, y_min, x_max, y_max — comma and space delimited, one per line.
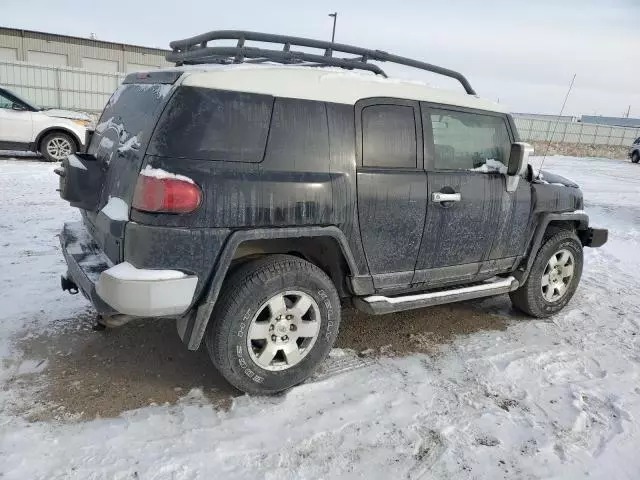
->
263, 98, 329, 170
428, 109, 511, 172
0, 92, 13, 109
362, 105, 417, 168
148, 87, 273, 163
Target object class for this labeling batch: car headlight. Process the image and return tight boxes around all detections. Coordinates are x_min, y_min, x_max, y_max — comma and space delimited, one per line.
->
72, 119, 90, 127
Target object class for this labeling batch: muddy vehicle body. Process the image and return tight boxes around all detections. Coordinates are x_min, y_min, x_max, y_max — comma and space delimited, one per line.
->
57, 32, 608, 394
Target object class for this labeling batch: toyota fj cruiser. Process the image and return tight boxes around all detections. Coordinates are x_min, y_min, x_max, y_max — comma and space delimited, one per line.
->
57, 31, 608, 395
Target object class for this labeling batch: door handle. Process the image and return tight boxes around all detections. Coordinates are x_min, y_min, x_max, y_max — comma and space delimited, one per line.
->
432, 192, 461, 203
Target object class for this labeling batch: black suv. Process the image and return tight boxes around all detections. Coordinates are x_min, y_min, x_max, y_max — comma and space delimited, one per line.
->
57, 31, 607, 394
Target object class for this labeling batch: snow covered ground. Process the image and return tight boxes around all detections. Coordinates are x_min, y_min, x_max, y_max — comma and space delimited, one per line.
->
1, 156, 639, 479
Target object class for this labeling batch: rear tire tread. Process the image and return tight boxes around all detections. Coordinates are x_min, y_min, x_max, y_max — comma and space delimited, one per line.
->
206, 254, 340, 395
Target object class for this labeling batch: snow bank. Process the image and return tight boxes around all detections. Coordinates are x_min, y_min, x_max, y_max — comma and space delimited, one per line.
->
1, 156, 640, 479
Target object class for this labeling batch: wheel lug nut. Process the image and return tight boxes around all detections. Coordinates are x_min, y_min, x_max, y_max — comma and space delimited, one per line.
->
290, 324, 296, 331
286, 315, 293, 320
271, 335, 277, 342
269, 324, 275, 331
282, 335, 288, 341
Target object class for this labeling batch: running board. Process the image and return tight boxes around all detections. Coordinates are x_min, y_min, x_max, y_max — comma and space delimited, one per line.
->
353, 276, 519, 315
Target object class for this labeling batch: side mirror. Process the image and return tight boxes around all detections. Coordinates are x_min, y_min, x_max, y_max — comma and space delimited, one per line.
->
506, 142, 534, 192
11, 103, 26, 111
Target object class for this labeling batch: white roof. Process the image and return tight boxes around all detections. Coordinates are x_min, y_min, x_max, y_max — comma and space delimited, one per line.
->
179, 65, 506, 113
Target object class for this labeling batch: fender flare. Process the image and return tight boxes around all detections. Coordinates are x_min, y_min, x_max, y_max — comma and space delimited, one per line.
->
515, 211, 589, 285
35, 127, 82, 152
182, 226, 362, 350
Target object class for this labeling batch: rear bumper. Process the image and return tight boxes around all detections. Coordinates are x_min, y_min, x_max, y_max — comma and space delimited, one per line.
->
581, 227, 608, 248
60, 221, 198, 317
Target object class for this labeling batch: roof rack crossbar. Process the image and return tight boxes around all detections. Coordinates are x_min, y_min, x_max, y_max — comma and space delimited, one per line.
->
169, 46, 388, 76
168, 30, 476, 95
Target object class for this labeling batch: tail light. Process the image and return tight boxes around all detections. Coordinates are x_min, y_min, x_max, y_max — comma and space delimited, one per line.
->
132, 174, 202, 214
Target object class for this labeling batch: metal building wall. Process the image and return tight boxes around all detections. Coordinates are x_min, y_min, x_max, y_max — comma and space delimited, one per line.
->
0, 60, 124, 112
0, 27, 171, 72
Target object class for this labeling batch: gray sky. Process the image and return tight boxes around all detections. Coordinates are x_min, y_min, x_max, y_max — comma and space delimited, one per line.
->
4, 0, 639, 116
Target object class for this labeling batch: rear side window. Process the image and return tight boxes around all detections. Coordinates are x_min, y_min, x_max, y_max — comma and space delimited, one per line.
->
634, 137, 640, 145
427, 109, 511, 171
149, 87, 273, 162
263, 98, 329, 170
362, 105, 417, 168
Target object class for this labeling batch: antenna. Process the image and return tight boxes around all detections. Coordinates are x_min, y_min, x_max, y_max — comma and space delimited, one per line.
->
537, 74, 576, 178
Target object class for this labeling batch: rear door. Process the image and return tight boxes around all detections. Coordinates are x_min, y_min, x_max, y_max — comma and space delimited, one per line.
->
413, 104, 512, 286
356, 98, 427, 290
84, 72, 180, 262
0, 90, 33, 144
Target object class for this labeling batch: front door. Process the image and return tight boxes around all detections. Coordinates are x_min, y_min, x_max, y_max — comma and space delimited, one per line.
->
356, 99, 427, 289
413, 105, 514, 286
0, 90, 34, 145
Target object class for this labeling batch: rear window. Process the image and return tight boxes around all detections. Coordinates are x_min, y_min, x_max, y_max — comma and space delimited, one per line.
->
89, 83, 173, 156
148, 87, 273, 163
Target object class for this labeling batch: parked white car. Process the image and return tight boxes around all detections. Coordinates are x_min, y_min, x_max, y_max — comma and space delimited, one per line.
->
0, 86, 94, 162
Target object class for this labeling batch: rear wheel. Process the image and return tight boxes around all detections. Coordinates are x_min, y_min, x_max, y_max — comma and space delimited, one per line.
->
632, 151, 639, 164
206, 255, 341, 395
510, 229, 583, 318
40, 132, 76, 162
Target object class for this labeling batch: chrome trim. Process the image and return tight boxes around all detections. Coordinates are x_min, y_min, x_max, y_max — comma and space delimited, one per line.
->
432, 192, 461, 203
364, 276, 517, 304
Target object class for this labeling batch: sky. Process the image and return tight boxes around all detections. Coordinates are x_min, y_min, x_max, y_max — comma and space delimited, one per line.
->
3, 0, 639, 116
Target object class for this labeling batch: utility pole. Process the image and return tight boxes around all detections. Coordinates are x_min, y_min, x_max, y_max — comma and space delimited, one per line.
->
625, 105, 631, 118
328, 12, 337, 43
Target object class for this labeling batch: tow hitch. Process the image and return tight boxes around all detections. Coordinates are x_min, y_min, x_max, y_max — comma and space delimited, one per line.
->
60, 275, 79, 295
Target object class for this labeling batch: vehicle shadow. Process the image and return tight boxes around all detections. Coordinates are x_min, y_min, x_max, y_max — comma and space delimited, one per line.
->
15, 298, 518, 421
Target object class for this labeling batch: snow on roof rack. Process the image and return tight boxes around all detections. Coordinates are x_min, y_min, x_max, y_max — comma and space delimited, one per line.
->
167, 30, 477, 95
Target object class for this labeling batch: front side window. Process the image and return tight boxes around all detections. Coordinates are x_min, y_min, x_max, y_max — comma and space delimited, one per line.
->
428, 109, 511, 172
362, 104, 417, 168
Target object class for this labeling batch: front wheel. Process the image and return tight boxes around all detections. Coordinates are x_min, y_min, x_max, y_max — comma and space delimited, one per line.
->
632, 151, 639, 164
40, 132, 77, 162
206, 255, 341, 395
510, 229, 583, 318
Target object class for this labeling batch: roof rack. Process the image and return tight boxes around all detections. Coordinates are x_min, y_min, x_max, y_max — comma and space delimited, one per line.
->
167, 30, 477, 95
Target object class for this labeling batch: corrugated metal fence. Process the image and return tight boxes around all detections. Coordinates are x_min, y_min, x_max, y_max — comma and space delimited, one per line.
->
0, 60, 124, 113
514, 117, 639, 146
2, 60, 639, 146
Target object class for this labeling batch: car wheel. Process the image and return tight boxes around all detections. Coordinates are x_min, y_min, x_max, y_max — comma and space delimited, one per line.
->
40, 132, 77, 162
206, 254, 341, 395
510, 229, 583, 318
632, 151, 640, 164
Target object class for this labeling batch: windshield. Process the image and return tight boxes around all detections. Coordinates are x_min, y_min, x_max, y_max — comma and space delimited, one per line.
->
1, 87, 41, 111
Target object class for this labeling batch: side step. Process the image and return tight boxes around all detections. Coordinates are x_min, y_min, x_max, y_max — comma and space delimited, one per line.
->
353, 276, 519, 315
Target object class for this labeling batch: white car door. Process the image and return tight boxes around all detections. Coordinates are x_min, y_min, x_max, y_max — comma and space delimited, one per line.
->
0, 91, 34, 145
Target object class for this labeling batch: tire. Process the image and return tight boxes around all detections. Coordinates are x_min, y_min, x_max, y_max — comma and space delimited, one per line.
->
206, 254, 341, 395
510, 229, 583, 318
39, 132, 77, 162
632, 151, 639, 164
